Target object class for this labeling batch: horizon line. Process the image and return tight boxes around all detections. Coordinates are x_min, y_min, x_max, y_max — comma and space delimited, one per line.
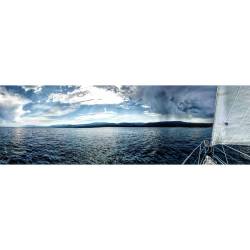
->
0, 120, 213, 128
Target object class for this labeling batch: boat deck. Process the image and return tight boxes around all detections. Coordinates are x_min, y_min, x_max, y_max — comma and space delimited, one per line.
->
202, 156, 217, 165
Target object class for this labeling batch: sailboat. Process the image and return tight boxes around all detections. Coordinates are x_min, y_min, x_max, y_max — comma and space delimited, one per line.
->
182, 86, 250, 165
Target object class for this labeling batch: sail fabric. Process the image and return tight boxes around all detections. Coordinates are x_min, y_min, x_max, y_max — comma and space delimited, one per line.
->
211, 86, 250, 146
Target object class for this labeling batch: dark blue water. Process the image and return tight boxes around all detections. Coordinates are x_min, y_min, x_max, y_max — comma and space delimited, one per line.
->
0, 127, 249, 164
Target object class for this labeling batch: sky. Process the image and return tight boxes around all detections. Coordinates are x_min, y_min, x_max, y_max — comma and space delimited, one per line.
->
0, 85, 217, 127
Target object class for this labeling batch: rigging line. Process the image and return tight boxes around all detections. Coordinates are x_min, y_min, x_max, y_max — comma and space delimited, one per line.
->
196, 143, 205, 164
201, 140, 207, 152
200, 147, 209, 164
193, 149, 201, 165
194, 145, 206, 165
221, 149, 239, 163
194, 154, 199, 165
214, 147, 224, 155
198, 145, 207, 163
221, 145, 229, 164
199, 145, 208, 164
200, 154, 207, 165
182, 142, 203, 164
213, 155, 226, 165
193, 148, 203, 165
198, 145, 201, 164
224, 145, 250, 160
190, 143, 203, 165
197, 142, 206, 160
214, 146, 229, 164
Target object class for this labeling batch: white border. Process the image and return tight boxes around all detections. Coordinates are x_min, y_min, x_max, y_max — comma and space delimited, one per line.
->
1, 0, 250, 249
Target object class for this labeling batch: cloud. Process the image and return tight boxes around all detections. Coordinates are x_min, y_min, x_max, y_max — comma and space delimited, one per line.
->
26, 103, 77, 118
0, 85, 216, 126
22, 85, 43, 93
0, 87, 30, 124
13, 104, 78, 126
48, 86, 125, 105
46, 85, 216, 123
118, 85, 216, 119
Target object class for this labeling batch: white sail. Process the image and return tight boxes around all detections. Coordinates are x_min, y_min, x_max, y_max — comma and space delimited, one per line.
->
211, 86, 250, 146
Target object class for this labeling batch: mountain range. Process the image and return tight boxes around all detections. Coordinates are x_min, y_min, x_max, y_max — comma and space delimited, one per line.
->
48, 121, 212, 128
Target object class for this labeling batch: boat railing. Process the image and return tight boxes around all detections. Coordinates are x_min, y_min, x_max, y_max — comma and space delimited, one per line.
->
182, 140, 209, 164
182, 140, 250, 165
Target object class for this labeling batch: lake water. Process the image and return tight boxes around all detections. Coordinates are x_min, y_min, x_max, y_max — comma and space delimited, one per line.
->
0, 127, 249, 164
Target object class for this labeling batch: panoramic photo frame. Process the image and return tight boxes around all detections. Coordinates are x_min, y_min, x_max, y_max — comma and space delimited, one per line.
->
0, 85, 249, 165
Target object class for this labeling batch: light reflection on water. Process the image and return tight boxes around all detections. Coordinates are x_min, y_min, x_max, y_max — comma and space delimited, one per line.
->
0, 127, 214, 164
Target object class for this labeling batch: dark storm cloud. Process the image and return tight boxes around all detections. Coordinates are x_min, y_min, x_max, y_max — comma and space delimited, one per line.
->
112, 86, 216, 119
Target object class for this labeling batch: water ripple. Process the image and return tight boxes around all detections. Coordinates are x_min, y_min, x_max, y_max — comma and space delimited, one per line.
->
0, 127, 249, 164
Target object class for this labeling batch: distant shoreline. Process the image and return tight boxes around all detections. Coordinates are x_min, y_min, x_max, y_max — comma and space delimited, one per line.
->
0, 121, 213, 128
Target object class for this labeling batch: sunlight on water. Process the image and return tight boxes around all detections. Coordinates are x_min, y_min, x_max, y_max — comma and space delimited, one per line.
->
0, 127, 215, 164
